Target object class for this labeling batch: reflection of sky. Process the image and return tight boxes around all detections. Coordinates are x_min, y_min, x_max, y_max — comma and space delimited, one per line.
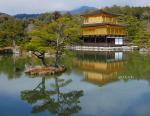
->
80, 81, 150, 116
124, 92, 150, 116
0, 74, 50, 116
0, 74, 41, 95
0, 70, 150, 116
63, 72, 150, 116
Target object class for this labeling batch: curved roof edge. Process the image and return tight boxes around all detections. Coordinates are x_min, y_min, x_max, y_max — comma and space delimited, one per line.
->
81, 10, 122, 17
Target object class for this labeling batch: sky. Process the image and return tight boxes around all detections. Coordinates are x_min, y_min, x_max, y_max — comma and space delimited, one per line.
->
0, 0, 150, 15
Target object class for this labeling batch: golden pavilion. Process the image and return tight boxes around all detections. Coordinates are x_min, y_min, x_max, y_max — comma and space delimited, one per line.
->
81, 10, 126, 47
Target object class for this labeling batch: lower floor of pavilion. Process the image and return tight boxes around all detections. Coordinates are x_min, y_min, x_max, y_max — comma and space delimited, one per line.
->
81, 35, 126, 47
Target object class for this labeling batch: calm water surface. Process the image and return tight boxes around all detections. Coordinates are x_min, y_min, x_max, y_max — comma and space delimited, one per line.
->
0, 51, 150, 116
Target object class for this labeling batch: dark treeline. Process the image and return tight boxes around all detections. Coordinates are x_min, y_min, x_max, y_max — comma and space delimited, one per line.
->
104, 5, 150, 20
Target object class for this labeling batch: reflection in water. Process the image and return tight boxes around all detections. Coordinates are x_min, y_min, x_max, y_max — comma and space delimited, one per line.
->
21, 76, 83, 116
74, 51, 126, 86
0, 55, 29, 79
0, 52, 150, 116
0, 54, 51, 79
75, 51, 150, 86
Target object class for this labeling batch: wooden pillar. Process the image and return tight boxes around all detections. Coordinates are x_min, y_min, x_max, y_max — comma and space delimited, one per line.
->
95, 36, 96, 43
106, 36, 108, 47
88, 37, 89, 43
123, 37, 124, 46
83, 37, 85, 43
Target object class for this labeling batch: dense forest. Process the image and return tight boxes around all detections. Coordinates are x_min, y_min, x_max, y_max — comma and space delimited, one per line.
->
0, 11, 81, 66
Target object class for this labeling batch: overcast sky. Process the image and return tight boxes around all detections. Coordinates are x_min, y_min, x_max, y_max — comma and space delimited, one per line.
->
0, 0, 150, 15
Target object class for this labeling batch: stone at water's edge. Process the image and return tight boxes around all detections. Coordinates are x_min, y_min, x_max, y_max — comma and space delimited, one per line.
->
0, 47, 13, 54
139, 48, 150, 52
25, 66, 66, 75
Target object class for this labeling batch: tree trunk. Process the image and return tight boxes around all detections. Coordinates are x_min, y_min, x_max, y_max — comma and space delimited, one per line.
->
55, 50, 59, 67
54, 38, 60, 67
41, 77, 46, 92
54, 76, 60, 103
41, 56, 47, 66
33, 52, 47, 66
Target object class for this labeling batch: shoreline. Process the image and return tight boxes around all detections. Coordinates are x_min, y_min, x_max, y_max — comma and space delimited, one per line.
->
67, 45, 139, 52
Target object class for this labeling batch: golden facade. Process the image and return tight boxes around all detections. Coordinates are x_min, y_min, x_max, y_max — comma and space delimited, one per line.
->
81, 10, 126, 47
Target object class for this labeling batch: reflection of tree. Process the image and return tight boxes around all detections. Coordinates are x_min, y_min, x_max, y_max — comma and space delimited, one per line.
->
117, 52, 150, 78
21, 76, 83, 116
58, 51, 76, 74
0, 55, 29, 79
75, 52, 150, 86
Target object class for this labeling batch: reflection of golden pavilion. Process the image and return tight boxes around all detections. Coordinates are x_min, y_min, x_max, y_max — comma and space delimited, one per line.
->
75, 52, 125, 86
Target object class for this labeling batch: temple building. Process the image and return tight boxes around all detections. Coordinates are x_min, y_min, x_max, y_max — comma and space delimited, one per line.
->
81, 10, 126, 47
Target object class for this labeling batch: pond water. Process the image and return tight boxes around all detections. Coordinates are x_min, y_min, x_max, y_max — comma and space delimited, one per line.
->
0, 51, 150, 116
